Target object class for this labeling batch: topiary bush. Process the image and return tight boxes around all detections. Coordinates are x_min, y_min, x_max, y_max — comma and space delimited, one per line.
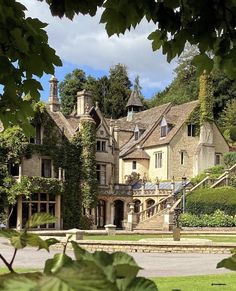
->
179, 210, 236, 227
224, 152, 236, 168
186, 186, 236, 215
190, 165, 225, 186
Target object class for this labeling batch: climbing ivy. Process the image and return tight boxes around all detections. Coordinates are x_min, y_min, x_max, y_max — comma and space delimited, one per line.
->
0, 103, 98, 229
199, 72, 214, 124
62, 132, 83, 229
80, 120, 98, 210
186, 104, 201, 136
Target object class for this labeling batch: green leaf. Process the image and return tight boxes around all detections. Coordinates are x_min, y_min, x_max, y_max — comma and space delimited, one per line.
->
2, 276, 38, 291
25, 213, 56, 229
125, 277, 158, 291
10, 235, 27, 249
217, 254, 236, 271
44, 253, 73, 274
0, 229, 19, 239
192, 54, 214, 76
24, 233, 49, 251
148, 30, 167, 51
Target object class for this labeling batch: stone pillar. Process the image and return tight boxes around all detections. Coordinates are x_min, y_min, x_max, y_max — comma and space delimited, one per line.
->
55, 194, 61, 229
126, 202, 137, 231
225, 170, 230, 186
163, 210, 174, 231
110, 202, 115, 224
106, 201, 111, 225
16, 196, 22, 230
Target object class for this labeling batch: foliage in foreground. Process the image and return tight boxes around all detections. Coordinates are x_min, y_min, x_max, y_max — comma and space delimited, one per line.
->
0, 213, 157, 291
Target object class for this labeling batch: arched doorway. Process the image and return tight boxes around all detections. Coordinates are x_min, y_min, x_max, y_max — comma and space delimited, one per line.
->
96, 200, 106, 228
146, 199, 155, 217
114, 200, 124, 229
134, 199, 141, 213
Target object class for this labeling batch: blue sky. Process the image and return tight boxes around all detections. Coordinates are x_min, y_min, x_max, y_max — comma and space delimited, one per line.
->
21, 0, 177, 102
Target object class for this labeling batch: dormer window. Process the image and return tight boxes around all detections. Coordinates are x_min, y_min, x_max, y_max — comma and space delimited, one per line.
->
160, 118, 168, 138
134, 125, 140, 140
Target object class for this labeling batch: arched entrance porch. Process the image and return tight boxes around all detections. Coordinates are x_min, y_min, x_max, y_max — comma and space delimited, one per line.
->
114, 200, 124, 229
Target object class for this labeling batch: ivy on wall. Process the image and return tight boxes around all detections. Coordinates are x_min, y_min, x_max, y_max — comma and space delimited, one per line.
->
0, 103, 98, 229
186, 105, 201, 136
79, 120, 98, 210
199, 72, 214, 124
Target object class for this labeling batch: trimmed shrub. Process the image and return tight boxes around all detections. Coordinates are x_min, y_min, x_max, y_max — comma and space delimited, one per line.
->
224, 152, 236, 168
190, 165, 225, 186
186, 186, 236, 215
179, 210, 236, 227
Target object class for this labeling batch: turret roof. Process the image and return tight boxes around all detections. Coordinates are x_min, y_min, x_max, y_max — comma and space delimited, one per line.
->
126, 90, 143, 108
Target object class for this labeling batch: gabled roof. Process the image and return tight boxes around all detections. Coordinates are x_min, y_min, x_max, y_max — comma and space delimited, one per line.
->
126, 90, 143, 108
113, 102, 171, 133
120, 100, 199, 158
47, 105, 102, 139
142, 100, 199, 148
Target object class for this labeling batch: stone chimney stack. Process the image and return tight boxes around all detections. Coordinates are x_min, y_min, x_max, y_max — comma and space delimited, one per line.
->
48, 76, 60, 112
76, 89, 93, 116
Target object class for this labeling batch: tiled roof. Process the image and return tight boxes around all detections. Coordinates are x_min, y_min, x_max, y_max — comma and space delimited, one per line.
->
113, 102, 172, 132
46, 107, 74, 139
132, 181, 191, 193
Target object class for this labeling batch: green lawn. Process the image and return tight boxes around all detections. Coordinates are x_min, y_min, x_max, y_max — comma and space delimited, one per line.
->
83, 234, 236, 243
152, 273, 236, 291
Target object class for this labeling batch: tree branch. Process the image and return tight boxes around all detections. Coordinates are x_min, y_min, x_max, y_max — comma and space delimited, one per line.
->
0, 253, 15, 273
9, 248, 17, 268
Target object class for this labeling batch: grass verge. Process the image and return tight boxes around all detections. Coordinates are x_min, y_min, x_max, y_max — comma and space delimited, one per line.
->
83, 234, 236, 243
152, 273, 236, 291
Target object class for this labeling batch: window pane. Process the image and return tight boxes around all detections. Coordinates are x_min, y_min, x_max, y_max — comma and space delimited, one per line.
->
102, 141, 106, 151
132, 161, 137, 170
42, 159, 52, 178
9, 163, 19, 176
40, 193, 47, 201
96, 141, 101, 151
161, 126, 167, 137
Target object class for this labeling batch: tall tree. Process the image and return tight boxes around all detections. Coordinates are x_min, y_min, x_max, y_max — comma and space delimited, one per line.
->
148, 45, 198, 107
59, 69, 87, 115
106, 64, 132, 118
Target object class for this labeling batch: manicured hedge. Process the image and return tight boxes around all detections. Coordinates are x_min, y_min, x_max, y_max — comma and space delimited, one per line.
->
186, 186, 236, 215
179, 210, 236, 227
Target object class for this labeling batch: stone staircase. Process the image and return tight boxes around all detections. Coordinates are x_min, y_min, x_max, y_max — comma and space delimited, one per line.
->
134, 195, 174, 230
133, 163, 236, 230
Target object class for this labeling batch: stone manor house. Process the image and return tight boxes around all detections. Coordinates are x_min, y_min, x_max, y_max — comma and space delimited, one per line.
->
7, 76, 229, 230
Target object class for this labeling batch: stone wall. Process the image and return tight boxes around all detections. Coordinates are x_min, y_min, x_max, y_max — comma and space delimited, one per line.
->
169, 125, 199, 179
54, 240, 234, 254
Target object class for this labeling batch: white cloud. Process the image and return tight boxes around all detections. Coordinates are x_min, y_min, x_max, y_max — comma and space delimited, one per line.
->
20, 0, 176, 97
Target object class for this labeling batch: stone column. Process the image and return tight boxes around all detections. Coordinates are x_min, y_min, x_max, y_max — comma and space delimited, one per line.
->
55, 194, 61, 229
110, 202, 115, 224
16, 196, 22, 230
